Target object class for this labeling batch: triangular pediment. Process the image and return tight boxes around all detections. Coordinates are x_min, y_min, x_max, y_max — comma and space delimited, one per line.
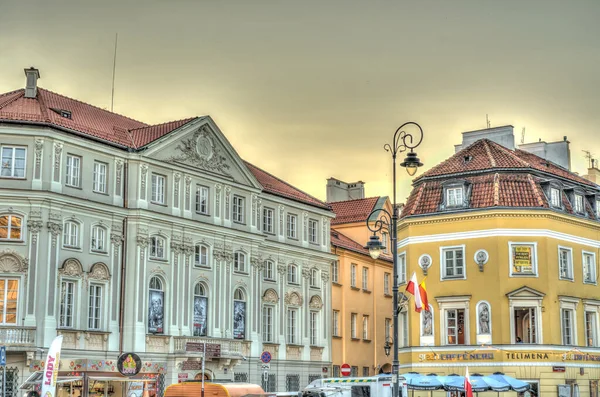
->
143, 117, 261, 189
506, 285, 546, 299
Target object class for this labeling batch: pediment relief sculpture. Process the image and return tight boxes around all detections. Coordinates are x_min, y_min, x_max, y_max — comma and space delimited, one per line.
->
309, 295, 323, 310
284, 291, 303, 307
59, 258, 84, 278
168, 126, 231, 175
262, 288, 279, 304
0, 249, 28, 273
88, 262, 110, 281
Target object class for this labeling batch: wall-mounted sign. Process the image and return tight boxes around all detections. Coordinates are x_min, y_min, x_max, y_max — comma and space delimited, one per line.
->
553, 366, 566, 373
512, 245, 533, 273
181, 360, 203, 371
117, 353, 142, 376
178, 373, 189, 383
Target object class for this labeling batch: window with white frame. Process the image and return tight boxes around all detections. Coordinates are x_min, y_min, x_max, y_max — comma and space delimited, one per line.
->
310, 268, 319, 288
550, 187, 561, 207
88, 284, 102, 330
286, 213, 297, 238
513, 306, 538, 343
63, 221, 80, 248
399, 252, 407, 284
333, 310, 340, 336
332, 261, 339, 283
287, 308, 298, 344
351, 313, 357, 339
0, 215, 23, 241
350, 264, 357, 287
263, 260, 275, 281
149, 236, 166, 259
559, 247, 574, 280
148, 276, 164, 334
195, 185, 210, 215
362, 315, 369, 340
574, 194, 584, 213
310, 311, 319, 345
1, 146, 26, 178
234, 252, 246, 273
441, 246, 465, 279
263, 207, 274, 233
194, 244, 209, 267
287, 264, 298, 284
93, 161, 107, 193
583, 252, 597, 284
59, 280, 75, 328
446, 187, 464, 207
91, 225, 107, 252
562, 308, 575, 345
399, 310, 409, 347
509, 242, 538, 276
232, 195, 245, 223
263, 305, 274, 342
585, 310, 598, 347
151, 174, 165, 204
385, 318, 391, 341
65, 154, 81, 187
384, 273, 390, 295
382, 232, 389, 254
193, 283, 208, 336
362, 267, 369, 290
308, 219, 318, 244
0, 278, 18, 325
438, 297, 470, 346
445, 308, 466, 345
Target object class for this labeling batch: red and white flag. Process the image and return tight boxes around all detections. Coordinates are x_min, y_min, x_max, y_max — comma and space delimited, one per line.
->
405, 272, 423, 312
464, 367, 473, 397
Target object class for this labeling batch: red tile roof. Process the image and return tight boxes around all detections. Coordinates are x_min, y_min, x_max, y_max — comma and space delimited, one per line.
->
329, 197, 379, 225
330, 229, 392, 263
129, 118, 197, 147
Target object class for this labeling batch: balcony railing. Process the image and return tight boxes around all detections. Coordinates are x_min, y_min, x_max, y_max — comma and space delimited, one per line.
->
173, 336, 247, 357
0, 326, 36, 347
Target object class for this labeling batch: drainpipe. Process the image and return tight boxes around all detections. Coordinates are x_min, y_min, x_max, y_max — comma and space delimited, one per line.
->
119, 161, 128, 354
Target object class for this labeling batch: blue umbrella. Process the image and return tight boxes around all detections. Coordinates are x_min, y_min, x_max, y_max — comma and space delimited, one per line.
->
398, 372, 421, 382
444, 373, 511, 392
407, 374, 446, 390
487, 373, 531, 393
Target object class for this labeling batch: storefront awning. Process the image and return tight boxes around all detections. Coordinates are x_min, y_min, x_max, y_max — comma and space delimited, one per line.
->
88, 375, 155, 382
19, 372, 83, 389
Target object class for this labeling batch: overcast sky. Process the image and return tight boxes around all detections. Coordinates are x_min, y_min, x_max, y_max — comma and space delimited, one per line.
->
1, 0, 599, 202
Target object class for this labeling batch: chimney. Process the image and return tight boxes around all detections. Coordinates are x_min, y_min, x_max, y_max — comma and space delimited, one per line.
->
583, 160, 600, 184
455, 125, 515, 151
519, 136, 571, 171
24, 67, 40, 98
326, 178, 365, 203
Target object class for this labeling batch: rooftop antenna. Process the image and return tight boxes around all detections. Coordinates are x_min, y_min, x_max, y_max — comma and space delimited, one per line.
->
520, 127, 526, 144
486, 114, 491, 128
583, 150, 595, 168
110, 33, 118, 112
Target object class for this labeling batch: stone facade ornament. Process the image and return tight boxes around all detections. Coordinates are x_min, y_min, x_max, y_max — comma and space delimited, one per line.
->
418, 254, 432, 276
168, 126, 231, 175
278, 205, 285, 233
115, 159, 123, 194
110, 233, 124, 246
262, 289, 279, 303
277, 264, 287, 277
309, 295, 323, 310
474, 249, 489, 272
140, 164, 148, 199
88, 263, 111, 281
320, 271, 330, 283
34, 138, 44, 170
215, 184, 222, 216
150, 267, 167, 277
47, 221, 63, 247
59, 258, 84, 278
0, 249, 29, 273
284, 291, 303, 307
301, 267, 311, 280
185, 175, 192, 207
53, 142, 63, 178
136, 236, 150, 248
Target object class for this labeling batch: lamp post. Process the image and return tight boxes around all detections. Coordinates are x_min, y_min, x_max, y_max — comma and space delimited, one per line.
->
364, 122, 424, 397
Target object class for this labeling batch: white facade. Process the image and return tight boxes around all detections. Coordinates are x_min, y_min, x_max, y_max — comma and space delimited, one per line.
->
0, 115, 335, 394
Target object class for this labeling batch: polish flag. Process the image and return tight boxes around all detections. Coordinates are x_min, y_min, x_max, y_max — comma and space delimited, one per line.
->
464, 367, 473, 397
405, 272, 423, 312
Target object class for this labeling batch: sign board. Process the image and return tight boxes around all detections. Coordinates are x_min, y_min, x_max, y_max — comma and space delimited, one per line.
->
341, 363, 351, 377
117, 353, 142, 376
553, 366, 566, 373
512, 245, 534, 274
260, 351, 272, 364
0, 346, 5, 366
261, 363, 271, 370
322, 367, 328, 374
178, 373, 188, 383
181, 360, 203, 371
185, 342, 221, 358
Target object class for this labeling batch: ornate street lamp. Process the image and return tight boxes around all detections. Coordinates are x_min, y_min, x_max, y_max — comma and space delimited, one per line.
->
383, 337, 393, 357
364, 122, 424, 397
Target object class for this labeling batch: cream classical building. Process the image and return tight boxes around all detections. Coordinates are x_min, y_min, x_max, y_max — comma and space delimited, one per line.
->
0, 68, 335, 397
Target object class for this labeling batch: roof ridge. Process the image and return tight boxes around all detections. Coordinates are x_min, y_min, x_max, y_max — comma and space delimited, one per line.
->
35, 88, 51, 122
482, 140, 497, 167
409, 182, 426, 216
486, 139, 530, 167
0, 89, 24, 109
128, 117, 197, 133
493, 173, 500, 206
329, 196, 381, 204
527, 174, 545, 207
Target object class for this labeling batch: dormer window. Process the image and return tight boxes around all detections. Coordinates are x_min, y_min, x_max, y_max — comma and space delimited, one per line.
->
447, 187, 464, 207
550, 187, 561, 208
574, 194, 584, 213
60, 110, 72, 119
596, 199, 600, 218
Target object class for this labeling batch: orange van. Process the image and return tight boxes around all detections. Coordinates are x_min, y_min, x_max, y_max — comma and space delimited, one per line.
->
164, 382, 273, 397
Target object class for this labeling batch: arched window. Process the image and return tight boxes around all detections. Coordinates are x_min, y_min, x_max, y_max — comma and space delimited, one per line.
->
148, 276, 164, 334
91, 225, 107, 252
193, 283, 208, 336
233, 288, 246, 339
63, 221, 80, 248
195, 244, 209, 267
234, 251, 246, 273
287, 264, 298, 284
150, 236, 166, 259
0, 214, 23, 241
310, 268, 319, 288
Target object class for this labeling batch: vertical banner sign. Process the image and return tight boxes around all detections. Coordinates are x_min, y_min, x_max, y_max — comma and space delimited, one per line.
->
41, 335, 64, 397
233, 301, 246, 339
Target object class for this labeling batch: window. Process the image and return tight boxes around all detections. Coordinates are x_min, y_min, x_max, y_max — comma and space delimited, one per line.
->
234, 252, 246, 273
445, 309, 465, 345
332, 261, 339, 283
63, 221, 80, 248
585, 311, 598, 347
194, 244, 209, 267
550, 187, 561, 207
583, 252, 597, 284
398, 252, 407, 284
382, 232, 389, 254
590, 381, 598, 397
286, 214, 297, 238
264, 260, 275, 281
59, 280, 75, 328
308, 219, 318, 243
509, 242, 538, 276
263, 305, 274, 342
385, 318, 391, 341
233, 195, 245, 223
362, 267, 369, 290
333, 366, 340, 378
151, 174, 165, 204
233, 288, 246, 339
362, 315, 369, 340
287, 308, 298, 344
0, 215, 22, 241
559, 247, 574, 280
195, 185, 210, 215
447, 187, 464, 207
362, 367, 370, 377
333, 310, 340, 336
0, 278, 18, 324
562, 309, 575, 345
351, 313, 357, 339
310, 268, 319, 288
93, 161, 107, 193
513, 307, 538, 343
350, 264, 357, 287
287, 264, 298, 284
441, 246, 465, 279
88, 284, 102, 330
384, 273, 390, 295
149, 236, 166, 259
310, 311, 318, 345
351, 367, 359, 378
574, 194, 584, 213
193, 283, 208, 336
399, 310, 409, 347
148, 276, 164, 333
597, 200, 600, 218
65, 154, 81, 187
91, 225, 107, 252
286, 375, 300, 393
263, 208, 274, 233
1, 146, 26, 178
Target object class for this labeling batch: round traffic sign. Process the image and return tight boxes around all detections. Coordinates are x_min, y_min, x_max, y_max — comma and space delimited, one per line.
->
341, 363, 351, 377
260, 351, 272, 363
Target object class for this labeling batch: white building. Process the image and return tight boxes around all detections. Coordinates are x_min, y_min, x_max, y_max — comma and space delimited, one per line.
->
0, 68, 335, 396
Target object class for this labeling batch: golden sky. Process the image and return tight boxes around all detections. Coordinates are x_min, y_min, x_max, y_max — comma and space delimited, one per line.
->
1, 0, 599, 202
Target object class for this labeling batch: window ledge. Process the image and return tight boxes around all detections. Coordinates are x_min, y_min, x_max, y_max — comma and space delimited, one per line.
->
584, 281, 598, 286
332, 282, 342, 287
350, 338, 361, 341
350, 286, 360, 291
93, 190, 110, 196
384, 293, 392, 298
559, 277, 575, 282
150, 202, 168, 207
263, 279, 277, 283
362, 289, 372, 294
91, 250, 109, 255
0, 176, 27, 180
362, 339, 372, 343
149, 257, 168, 263
310, 286, 321, 290
441, 277, 466, 281
193, 264, 211, 269
332, 335, 342, 339
63, 246, 83, 252
65, 184, 83, 190
0, 240, 25, 244
234, 271, 249, 275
